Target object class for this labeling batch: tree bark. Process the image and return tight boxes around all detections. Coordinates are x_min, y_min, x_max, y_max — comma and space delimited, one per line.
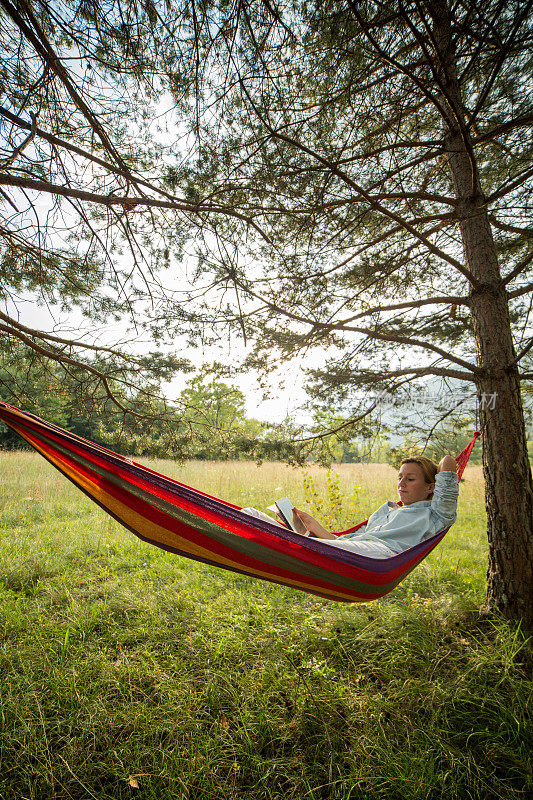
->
432, 0, 533, 627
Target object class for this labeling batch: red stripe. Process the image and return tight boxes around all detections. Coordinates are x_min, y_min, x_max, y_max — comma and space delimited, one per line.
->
20, 428, 392, 600
15, 419, 440, 589
1, 402, 454, 595
11, 418, 418, 583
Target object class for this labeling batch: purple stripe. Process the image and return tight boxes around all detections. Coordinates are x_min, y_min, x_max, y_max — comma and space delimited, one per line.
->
0, 402, 450, 576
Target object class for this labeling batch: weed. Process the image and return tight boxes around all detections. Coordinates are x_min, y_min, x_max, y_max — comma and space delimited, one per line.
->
302, 468, 362, 531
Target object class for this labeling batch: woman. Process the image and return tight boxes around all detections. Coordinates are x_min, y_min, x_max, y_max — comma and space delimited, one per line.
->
293, 455, 459, 558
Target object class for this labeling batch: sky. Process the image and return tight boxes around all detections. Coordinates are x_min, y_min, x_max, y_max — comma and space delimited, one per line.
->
15, 287, 487, 440
15, 292, 311, 424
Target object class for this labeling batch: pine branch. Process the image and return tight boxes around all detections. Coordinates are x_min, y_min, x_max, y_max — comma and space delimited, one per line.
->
340, 294, 470, 322
0, 111, 37, 168
223, 268, 481, 374
514, 337, 533, 364
487, 166, 533, 204
503, 252, 533, 287
475, 113, 533, 145
0, 105, 188, 206
238, 83, 478, 285
0, 172, 272, 241
466, 0, 533, 125
507, 282, 533, 301
488, 215, 533, 239
0, 0, 132, 182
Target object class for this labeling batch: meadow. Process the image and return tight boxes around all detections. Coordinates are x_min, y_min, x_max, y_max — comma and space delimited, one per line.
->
0, 451, 531, 800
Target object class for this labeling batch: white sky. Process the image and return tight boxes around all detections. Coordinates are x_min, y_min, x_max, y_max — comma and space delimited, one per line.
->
12, 293, 312, 423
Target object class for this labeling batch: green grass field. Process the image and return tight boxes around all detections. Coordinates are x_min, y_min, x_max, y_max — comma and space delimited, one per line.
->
0, 452, 531, 800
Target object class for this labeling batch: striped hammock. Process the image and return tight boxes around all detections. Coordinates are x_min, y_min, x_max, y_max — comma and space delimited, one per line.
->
0, 402, 479, 603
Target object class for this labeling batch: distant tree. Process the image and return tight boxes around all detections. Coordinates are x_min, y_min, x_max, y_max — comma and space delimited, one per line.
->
0, 343, 194, 455
305, 407, 390, 463
177, 365, 265, 458
0, 341, 69, 447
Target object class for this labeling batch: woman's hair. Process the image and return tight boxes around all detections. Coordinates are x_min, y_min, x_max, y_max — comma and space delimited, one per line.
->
399, 456, 438, 499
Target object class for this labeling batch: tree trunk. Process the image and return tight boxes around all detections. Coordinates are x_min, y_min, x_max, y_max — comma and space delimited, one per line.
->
465, 216, 533, 626
432, 0, 533, 627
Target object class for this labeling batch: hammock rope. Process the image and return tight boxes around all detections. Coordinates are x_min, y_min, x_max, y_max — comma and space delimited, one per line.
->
0, 402, 479, 603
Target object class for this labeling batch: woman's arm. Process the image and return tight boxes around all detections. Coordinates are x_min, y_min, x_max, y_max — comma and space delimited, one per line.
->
438, 455, 457, 473
431, 456, 459, 523
292, 509, 338, 539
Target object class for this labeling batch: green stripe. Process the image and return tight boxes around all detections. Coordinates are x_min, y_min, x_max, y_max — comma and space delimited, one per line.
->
20, 424, 412, 595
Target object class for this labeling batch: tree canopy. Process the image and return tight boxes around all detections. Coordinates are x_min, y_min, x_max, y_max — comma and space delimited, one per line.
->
1, 1, 530, 407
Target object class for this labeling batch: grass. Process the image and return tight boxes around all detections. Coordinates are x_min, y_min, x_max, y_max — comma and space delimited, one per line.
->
0, 452, 531, 800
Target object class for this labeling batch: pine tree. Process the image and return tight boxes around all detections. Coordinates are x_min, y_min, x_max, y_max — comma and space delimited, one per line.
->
1, 1, 531, 623
166, 0, 533, 624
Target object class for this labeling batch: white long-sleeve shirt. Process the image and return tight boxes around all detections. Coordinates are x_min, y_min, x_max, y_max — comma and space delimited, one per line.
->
331, 470, 459, 555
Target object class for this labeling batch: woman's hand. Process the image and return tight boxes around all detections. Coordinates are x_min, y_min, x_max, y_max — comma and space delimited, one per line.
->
438, 455, 457, 473
292, 509, 337, 539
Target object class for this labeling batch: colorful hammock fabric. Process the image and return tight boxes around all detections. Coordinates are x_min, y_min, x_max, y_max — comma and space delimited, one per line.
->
0, 402, 479, 603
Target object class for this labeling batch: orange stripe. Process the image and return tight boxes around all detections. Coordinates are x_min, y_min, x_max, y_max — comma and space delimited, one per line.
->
18, 428, 366, 602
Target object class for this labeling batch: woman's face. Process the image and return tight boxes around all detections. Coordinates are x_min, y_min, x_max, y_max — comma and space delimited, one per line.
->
397, 463, 434, 505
